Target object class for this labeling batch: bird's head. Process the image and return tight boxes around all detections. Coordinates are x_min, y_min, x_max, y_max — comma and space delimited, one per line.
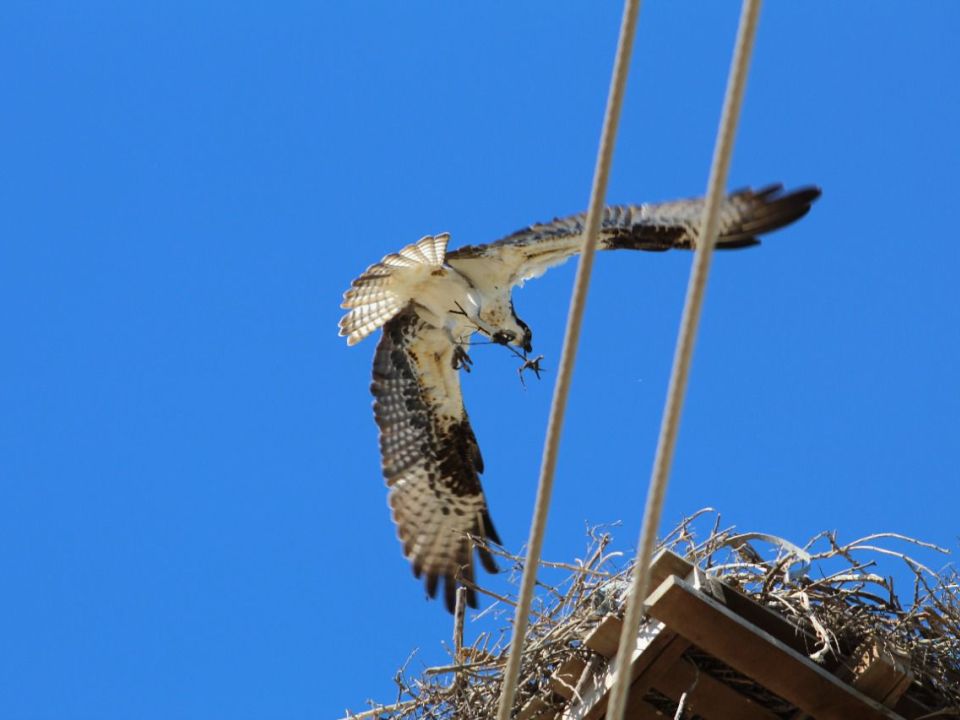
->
491, 318, 532, 354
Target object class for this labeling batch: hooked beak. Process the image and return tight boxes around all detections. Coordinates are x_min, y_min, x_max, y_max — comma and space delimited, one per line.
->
491, 329, 532, 355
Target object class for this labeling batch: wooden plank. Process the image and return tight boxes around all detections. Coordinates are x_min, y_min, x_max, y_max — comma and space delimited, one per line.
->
550, 657, 587, 701
647, 548, 694, 591
652, 655, 780, 720
645, 575, 907, 720
622, 636, 691, 720
583, 615, 622, 658
850, 642, 913, 708
562, 622, 677, 720
582, 551, 694, 660
648, 550, 823, 662
623, 696, 667, 720
711, 583, 826, 661
516, 695, 558, 720
892, 692, 935, 720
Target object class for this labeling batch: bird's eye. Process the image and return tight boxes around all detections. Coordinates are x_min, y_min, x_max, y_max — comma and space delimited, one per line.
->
491, 331, 514, 345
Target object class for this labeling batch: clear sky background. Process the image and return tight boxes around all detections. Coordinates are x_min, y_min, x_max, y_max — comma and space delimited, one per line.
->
2, 2, 959, 718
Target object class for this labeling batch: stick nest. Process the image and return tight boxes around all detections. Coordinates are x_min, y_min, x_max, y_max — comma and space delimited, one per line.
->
343, 509, 960, 719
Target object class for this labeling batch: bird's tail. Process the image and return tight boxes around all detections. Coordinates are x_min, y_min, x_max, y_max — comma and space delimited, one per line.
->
339, 233, 450, 346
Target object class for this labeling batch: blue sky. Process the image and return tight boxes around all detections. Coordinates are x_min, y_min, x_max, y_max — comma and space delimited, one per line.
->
2, 2, 958, 718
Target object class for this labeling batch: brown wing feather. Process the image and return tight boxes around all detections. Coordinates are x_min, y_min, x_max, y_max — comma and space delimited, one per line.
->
371, 308, 500, 612
447, 184, 821, 286
612, 184, 822, 250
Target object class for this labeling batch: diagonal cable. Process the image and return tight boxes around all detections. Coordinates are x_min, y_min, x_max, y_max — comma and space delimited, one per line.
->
604, 2, 764, 719
494, 1, 643, 717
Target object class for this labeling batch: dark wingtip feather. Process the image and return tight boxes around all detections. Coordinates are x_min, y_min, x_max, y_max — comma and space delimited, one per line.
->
478, 544, 499, 574
717, 237, 762, 250
410, 515, 504, 613
432, 536, 500, 614
753, 182, 786, 199
477, 509, 501, 573
444, 575, 457, 613
788, 185, 823, 204
440, 573, 478, 613
482, 509, 502, 545
718, 184, 822, 249
759, 184, 822, 214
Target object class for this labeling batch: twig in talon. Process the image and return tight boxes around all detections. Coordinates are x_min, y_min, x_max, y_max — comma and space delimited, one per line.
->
518, 354, 544, 387
452, 346, 473, 372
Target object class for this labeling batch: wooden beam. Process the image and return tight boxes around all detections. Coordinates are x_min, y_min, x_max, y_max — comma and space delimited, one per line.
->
651, 655, 780, 720
622, 696, 667, 720
710, 582, 826, 662
652, 550, 824, 661
645, 575, 907, 720
622, 635, 691, 720
647, 548, 694, 591
850, 642, 913, 708
516, 695, 558, 720
551, 657, 588, 701
583, 614, 623, 659
562, 623, 681, 720
582, 550, 697, 660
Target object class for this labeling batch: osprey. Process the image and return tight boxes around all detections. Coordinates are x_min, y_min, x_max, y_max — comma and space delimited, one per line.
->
340, 184, 820, 612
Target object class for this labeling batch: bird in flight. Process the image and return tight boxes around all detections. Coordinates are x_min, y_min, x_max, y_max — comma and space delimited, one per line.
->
339, 184, 821, 612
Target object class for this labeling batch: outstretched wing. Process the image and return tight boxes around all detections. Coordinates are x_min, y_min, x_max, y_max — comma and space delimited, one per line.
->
446, 184, 820, 288
371, 308, 500, 611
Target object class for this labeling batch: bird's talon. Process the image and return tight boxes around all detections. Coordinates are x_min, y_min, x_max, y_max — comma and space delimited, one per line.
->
452, 346, 473, 372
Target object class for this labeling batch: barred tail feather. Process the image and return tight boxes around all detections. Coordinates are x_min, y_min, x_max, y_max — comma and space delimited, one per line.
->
339, 295, 406, 345
339, 233, 450, 345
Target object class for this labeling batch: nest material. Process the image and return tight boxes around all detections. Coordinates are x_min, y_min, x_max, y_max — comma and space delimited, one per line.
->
343, 510, 960, 719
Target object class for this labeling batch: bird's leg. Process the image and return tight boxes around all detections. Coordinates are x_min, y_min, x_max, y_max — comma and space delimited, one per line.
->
452, 345, 473, 372
446, 326, 474, 372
